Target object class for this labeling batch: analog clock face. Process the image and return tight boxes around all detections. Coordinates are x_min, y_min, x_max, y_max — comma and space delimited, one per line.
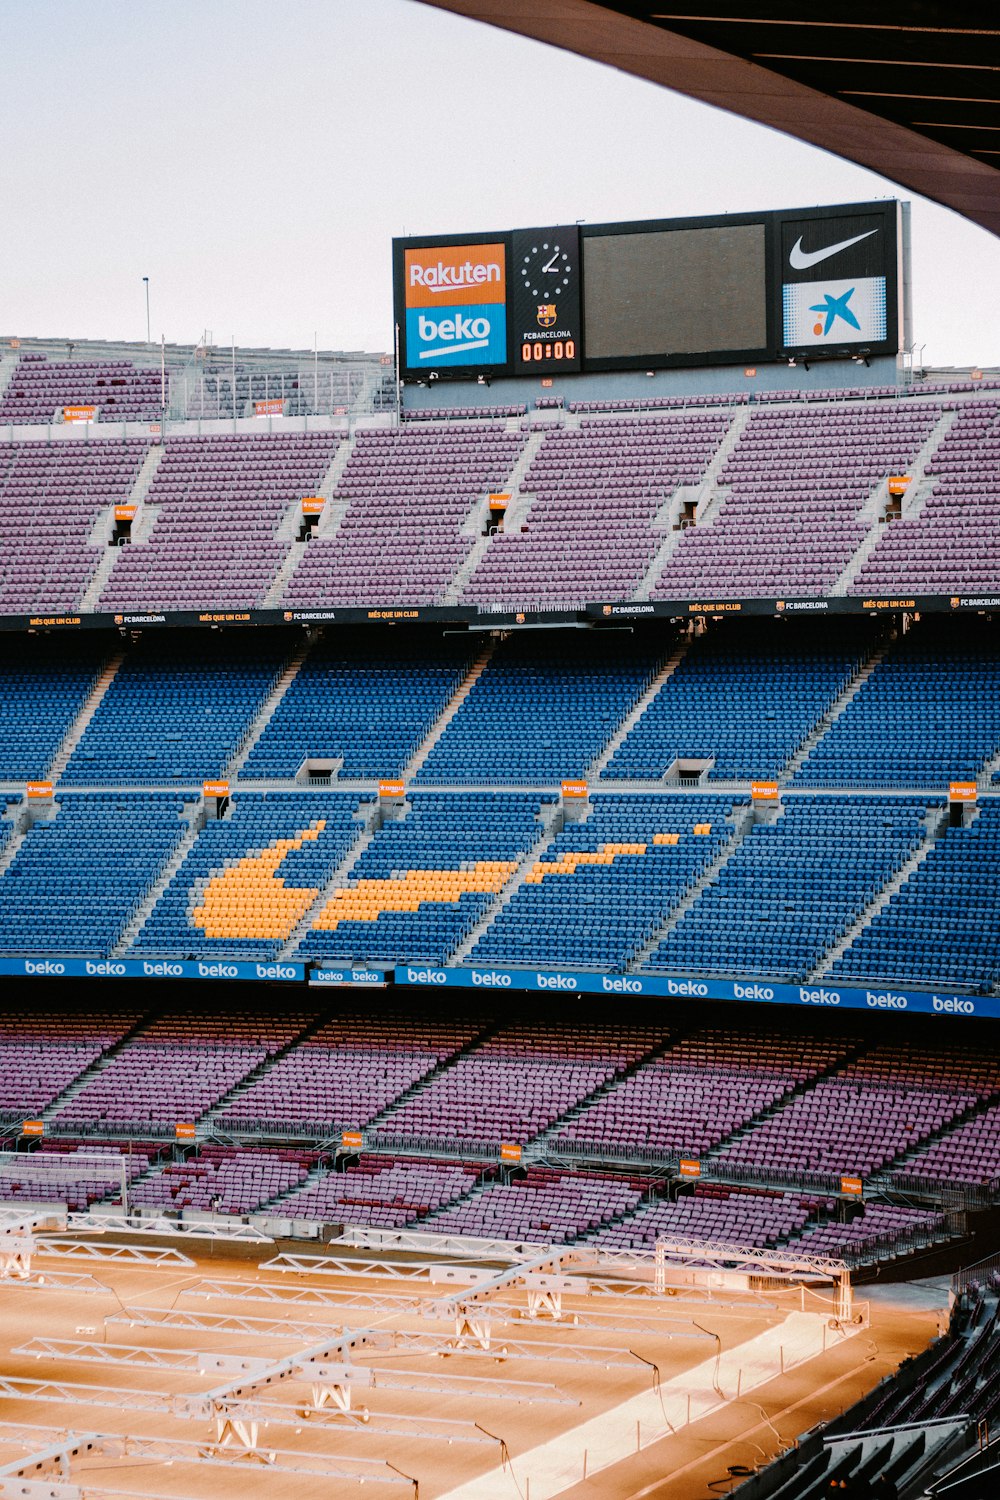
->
520, 242, 573, 300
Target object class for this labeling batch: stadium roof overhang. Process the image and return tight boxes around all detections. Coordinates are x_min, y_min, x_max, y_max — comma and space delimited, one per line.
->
417, 1, 1000, 239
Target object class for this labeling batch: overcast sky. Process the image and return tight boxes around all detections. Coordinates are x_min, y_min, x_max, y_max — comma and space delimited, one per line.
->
3, 0, 998, 368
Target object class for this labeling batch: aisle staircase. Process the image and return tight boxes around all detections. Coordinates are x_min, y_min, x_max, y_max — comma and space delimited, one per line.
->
48, 651, 127, 782
403, 643, 496, 780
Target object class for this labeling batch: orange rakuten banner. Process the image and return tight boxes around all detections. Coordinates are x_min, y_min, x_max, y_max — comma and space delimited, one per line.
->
561, 780, 588, 799
679, 1158, 701, 1178
500, 1143, 522, 1163
22, 1120, 44, 1137
840, 1175, 863, 1197
751, 782, 779, 801
26, 782, 53, 799
203, 780, 229, 798
405, 243, 506, 309
949, 782, 977, 802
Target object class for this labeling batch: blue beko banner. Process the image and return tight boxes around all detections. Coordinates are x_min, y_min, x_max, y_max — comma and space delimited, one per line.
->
309, 966, 389, 988
393, 965, 995, 1019
0, 957, 305, 983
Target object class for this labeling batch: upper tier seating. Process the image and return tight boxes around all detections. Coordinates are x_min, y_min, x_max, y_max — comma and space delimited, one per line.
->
0, 438, 149, 614
0, 354, 164, 424
555, 1024, 856, 1160
130, 791, 368, 960
0, 793, 194, 957
216, 1014, 481, 1135
241, 629, 478, 781
298, 791, 552, 966
461, 411, 732, 609
651, 402, 943, 598
0, 1011, 140, 1119
99, 433, 339, 611
61, 631, 291, 784
853, 400, 1000, 595
282, 422, 526, 607
51, 1010, 312, 1129
0, 636, 108, 780
831, 799, 1000, 992
889, 1101, 1000, 1186
414, 632, 661, 784
715, 1041, 1000, 1178
645, 795, 933, 980
374, 1023, 663, 1149
604, 618, 877, 782
795, 616, 1000, 787
469, 792, 742, 971
0, 391, 996, 618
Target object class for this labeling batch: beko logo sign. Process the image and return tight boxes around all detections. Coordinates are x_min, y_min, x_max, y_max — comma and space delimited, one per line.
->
404, 242, 508, 368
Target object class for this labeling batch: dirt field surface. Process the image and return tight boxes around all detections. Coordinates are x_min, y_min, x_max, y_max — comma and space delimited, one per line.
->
0, 1233, 946, 1500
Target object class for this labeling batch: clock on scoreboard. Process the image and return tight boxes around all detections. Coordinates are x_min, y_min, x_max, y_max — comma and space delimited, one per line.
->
509, 226, 582, 371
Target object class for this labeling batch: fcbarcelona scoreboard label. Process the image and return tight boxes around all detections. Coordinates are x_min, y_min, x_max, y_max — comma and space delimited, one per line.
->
396, 225, 582, 375
393, 201, 904, 376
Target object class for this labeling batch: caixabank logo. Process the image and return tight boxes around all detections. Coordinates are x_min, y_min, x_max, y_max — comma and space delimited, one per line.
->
404, 242, 507, 367
780, 211, 890, 349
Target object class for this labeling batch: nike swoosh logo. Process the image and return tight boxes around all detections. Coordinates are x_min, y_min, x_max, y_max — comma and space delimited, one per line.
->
789, 229, 879, 270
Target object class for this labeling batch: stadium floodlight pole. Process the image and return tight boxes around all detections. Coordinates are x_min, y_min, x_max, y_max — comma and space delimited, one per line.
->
314, 331, 319, 414
142, 277, 150, 344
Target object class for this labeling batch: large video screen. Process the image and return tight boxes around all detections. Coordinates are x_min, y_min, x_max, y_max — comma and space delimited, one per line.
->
583, 223, 766, 361
392, 201, 903, 378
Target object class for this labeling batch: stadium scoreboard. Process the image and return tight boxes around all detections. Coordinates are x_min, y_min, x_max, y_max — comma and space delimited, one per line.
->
393, 200, 905, 378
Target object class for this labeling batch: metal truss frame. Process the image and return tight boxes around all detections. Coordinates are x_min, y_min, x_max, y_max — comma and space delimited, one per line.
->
65, 1213, 272, 1244
33, 1238, 196, 1268
338, 1226, 554, 1260
261, 1249, 493, 1281
0, 1236, 32, 1282
105, 1305, 344, 1342
183, 1275, 394, 1309
654, 1236, 853, 1319
8, 1271, 106, 1296
11, 1339, 269, 1377
0, 1424, 416, 1489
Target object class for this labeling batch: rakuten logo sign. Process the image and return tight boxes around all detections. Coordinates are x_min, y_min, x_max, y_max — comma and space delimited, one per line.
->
405, 244, 506, 308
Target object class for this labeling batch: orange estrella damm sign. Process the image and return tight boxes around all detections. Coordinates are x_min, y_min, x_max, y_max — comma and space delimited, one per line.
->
404, 243, 506, 309
949, 782, 977, 802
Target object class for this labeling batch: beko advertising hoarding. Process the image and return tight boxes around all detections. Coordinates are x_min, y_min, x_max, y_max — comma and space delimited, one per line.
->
393, 201, 904, 378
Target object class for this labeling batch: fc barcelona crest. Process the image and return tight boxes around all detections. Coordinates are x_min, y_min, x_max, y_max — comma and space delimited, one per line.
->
536, 304, 557, 328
